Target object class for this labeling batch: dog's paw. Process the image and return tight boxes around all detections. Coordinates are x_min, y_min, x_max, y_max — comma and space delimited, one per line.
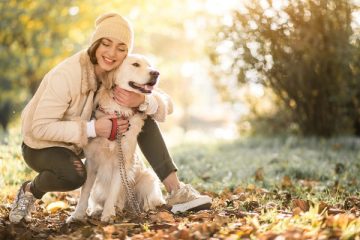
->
86, 207, 102, 218
66, 213, 87, 224
100, 213, 115, 223
101, 206, 116, 222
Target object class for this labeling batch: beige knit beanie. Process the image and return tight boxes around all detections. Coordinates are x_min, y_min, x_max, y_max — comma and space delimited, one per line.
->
90, 12, 134, 52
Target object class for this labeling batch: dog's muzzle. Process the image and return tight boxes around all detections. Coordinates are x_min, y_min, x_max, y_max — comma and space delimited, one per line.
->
129, 70, 160, 94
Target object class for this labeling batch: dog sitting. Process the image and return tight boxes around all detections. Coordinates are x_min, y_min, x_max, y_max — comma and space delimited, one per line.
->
68, 54, 166, 223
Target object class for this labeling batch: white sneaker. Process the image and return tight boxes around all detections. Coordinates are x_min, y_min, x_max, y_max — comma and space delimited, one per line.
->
9, 181, 36, 223
166, 182, 212, 213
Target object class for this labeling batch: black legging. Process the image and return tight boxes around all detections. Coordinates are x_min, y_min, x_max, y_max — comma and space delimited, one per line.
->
23, 117, 177, 199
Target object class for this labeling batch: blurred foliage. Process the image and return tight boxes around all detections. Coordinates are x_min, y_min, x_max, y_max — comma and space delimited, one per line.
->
0, 0, 83, 131
239, 86, 297, 136
211, 0, 360, 137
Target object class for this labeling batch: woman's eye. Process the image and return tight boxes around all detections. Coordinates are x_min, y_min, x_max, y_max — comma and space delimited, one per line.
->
102, 42, 110, 47
117, 48, 126, 52
132, 63, 140, 67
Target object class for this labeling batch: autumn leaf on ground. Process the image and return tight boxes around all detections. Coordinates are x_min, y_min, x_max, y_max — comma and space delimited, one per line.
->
292, 199, 310, 212
150, 211, 175, 223
281, 175, 293, 188
254, 167, 264, 181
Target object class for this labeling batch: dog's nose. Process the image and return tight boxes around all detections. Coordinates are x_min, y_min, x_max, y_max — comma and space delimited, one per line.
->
148, 71, 159, 86
150, 71, 159, 78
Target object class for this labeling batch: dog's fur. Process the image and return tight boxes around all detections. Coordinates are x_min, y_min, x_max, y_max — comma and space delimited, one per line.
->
68, 54, 165, 222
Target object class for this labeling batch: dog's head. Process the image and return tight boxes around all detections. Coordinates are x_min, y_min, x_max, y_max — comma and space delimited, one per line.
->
109, 54, 159, 94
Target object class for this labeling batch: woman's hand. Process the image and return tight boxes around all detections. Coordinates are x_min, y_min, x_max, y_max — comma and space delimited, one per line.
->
95, 114, 130, 138
113, 86, 145, 108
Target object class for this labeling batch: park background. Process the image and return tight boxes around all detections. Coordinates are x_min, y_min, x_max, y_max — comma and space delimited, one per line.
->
1, 0, 360, 239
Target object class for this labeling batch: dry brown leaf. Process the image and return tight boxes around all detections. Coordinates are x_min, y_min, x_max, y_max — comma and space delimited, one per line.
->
102, 225, 127, 239
233, 186, 245, 195
238, 193, 247, 201
150, 211, 175, 223
292, 199, 309, 212
318, 201, 329, 214
243, 200, 260, 211
188, 211, 212, 221
292, 207, 302, 216
246, 184, 256, 191
281, 175, 293, 188
254, 167, 264, 181
344, 196, 360, 210
174, 228, 190, 239
328, 208, 346, 215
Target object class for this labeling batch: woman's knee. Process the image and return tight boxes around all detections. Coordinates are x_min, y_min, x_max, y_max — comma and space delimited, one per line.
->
65, 170, 87, 190
65, 159, 87, 190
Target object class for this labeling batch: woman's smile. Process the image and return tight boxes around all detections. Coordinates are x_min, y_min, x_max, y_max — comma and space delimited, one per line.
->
103, 56, 115, 64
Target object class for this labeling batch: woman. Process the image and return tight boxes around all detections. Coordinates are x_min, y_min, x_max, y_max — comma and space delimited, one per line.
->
9, 12, 211, 223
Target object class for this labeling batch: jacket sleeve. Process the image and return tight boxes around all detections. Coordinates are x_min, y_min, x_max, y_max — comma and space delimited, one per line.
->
31, 71, 88, 148
150, 89, 174, 122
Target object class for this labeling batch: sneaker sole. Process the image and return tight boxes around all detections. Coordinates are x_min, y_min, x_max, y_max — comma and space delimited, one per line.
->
171, 196, 212, 213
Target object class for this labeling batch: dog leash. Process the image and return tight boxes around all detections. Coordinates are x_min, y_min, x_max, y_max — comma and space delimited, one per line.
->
115, 114, 142, 216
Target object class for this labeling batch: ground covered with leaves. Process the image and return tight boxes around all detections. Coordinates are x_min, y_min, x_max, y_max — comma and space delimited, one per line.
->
1, 183, 360, 239
1, 134, 360, 239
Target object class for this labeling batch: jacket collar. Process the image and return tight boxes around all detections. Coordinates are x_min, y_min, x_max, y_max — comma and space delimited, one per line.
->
79, 50, 98, 94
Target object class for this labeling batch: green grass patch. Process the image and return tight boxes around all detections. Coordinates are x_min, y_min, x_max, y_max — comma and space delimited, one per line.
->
171, 136, 360, 199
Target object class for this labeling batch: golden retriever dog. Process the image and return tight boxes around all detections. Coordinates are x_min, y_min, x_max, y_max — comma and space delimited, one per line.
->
68, 54, 165, 223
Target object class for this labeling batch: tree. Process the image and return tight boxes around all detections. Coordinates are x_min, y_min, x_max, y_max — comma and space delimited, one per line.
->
211, 0, 360, 137
0, 0, 85, 131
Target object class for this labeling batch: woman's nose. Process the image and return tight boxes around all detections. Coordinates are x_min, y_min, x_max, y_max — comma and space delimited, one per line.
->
108, 47, 116, 57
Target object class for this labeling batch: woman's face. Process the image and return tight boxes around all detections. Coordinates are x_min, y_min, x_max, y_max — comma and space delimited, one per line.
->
95, 37, 128, 72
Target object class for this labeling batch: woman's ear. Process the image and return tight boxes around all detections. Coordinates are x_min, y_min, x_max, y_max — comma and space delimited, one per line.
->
101, 68, 119, 89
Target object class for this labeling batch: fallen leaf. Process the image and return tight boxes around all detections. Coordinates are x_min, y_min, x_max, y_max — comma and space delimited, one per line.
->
328, 208, 346, 215
318, 201, 329, 214
292, 207, 302, 216
46, 201, 68, 213
292, 199, 309, 212
188, 211, 212, 221
344, 196, 360, 210
150, 211, 175, 223
254, 167, 264, 181
281, 175, 293, 188
175, 228, 190, 239
246, 184, 256, 191
243, 200, 260, 211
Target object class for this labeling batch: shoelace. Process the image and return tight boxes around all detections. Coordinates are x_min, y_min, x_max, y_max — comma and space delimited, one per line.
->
183, 184, 200, 199
14, 193, 33, 212
168, 184, 200, 205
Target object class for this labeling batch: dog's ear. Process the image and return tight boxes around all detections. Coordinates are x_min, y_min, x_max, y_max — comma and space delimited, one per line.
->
101, 68, 119, 90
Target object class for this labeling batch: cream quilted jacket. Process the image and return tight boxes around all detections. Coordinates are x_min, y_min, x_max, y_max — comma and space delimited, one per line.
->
21, 50, 173, 156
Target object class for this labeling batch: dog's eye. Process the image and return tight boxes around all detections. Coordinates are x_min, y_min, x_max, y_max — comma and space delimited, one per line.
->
132, 63, 140, 67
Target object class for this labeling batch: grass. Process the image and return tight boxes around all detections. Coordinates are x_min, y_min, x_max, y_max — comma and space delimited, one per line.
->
0, 128, 36, 201
172, 136, 360, 200
1, 128, 359, 202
